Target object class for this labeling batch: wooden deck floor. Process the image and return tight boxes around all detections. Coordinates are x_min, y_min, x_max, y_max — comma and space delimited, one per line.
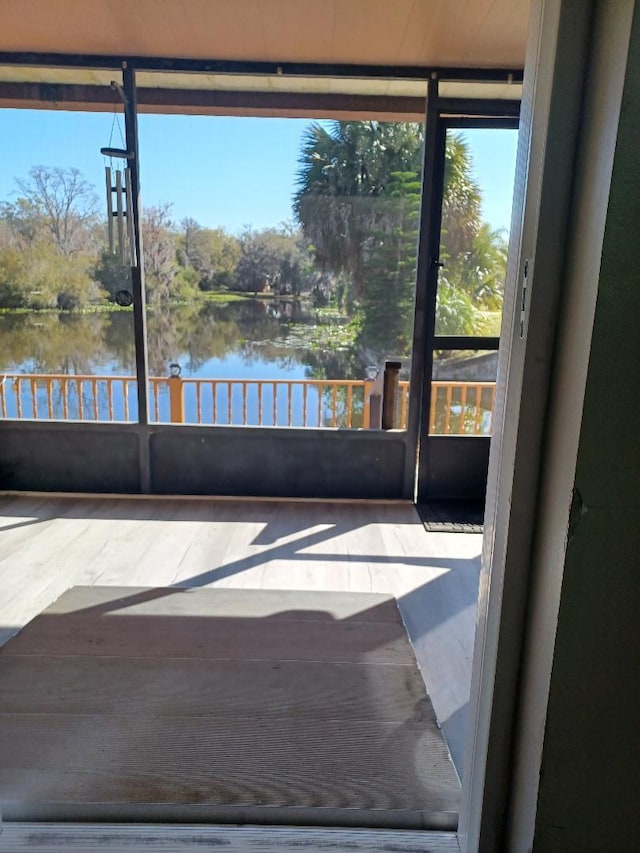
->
0, 584, 460, 827
0, 823, 462, 852
0, 494, 482, 772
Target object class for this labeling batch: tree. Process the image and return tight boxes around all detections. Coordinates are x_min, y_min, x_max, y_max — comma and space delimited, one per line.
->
0, 196, 45, 246
0, 166, 102, 309
234, 227, 311, 295
139, 204, 197, 305
435, 138, 507, 335
440, 135, 482, 259
11, 166, 100, 256
91, 251, 133, 303
436, 222, 508, 334
0, 238, 97, 310
358, 170, 422, 352
177, 219, 240, 290
140, 204, 176, 303
294, 121, 509, 349
294, 121, 424, 304
294, 121, 425, 353
0, 245, 31, 308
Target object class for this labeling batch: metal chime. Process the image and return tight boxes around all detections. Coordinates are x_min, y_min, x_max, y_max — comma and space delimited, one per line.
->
101, 78, 137, 265
102, 148, 136, 266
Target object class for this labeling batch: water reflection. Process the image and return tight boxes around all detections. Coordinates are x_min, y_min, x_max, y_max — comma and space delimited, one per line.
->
0, 299, 367, 382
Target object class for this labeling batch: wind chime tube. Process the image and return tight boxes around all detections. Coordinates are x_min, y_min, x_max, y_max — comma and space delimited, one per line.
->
124, 167, 136, 267
105, 166, 114, 254
115, 169, 125, 263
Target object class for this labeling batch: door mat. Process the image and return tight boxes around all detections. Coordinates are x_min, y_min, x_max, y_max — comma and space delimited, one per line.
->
417, 501, 484, 533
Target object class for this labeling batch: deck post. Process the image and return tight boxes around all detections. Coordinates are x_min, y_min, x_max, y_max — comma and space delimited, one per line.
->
362, 380, 373, 428
382, 361, 402, 429
168, 376, 185, 423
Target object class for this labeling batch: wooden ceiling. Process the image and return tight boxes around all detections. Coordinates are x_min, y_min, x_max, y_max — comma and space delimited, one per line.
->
0, 0, 530, 69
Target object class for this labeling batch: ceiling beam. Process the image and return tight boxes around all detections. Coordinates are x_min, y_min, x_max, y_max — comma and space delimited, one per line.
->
438, 98, 521, 118
0, 51, 524, 83
0, 81, 429, 120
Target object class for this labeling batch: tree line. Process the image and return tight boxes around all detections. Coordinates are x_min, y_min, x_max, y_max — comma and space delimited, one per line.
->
0, 168, 319, 311
0, 121, 508, 357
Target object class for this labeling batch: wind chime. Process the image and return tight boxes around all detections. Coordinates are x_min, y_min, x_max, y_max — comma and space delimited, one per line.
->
101, 89, 136, 267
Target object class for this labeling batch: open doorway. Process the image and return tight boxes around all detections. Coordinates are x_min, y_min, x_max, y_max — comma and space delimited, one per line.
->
417, 121, 519, 518
0, 63, 520, 837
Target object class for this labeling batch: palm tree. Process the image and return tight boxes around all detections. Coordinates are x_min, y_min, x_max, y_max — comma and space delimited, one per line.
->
294, 121, 506, 347
294, 121, 423, 303
440, 134, 483, 259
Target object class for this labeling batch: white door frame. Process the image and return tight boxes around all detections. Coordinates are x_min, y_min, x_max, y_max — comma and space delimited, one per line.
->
458, 0, 636, 850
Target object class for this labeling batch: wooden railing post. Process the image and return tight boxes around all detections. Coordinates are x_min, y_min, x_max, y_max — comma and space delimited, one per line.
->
363, 380, 374, 428
382, 361, 402, 430
168, 372, 184, 423
365, 367, 384, 429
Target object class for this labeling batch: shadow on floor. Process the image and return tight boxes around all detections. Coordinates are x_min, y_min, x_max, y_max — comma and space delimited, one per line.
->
0, 585, 460, 828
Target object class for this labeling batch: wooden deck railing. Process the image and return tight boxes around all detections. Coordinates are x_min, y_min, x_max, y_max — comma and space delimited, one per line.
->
429, 381, 496, 435
158, 376, 375, 429
0, 374, 137, 423
0, 373, 496, 435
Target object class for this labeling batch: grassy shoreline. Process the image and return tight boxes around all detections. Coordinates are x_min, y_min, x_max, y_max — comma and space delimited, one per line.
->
0, 290, 293, 316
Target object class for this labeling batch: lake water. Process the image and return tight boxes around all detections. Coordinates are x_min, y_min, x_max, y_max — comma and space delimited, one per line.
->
1, 299, 362, 378
0, 300, 496, 432
0, 299, 369, 427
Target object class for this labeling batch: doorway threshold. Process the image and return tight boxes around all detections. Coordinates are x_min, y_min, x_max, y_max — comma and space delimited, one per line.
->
0, 822, 460, 852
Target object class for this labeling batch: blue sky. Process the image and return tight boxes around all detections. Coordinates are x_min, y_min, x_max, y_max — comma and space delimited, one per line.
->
0, 110, 518, 234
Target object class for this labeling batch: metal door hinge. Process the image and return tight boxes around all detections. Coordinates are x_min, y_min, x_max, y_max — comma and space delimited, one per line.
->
519, 258, 529, 338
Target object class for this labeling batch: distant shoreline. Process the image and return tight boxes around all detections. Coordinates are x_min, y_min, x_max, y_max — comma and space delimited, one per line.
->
0, 291, 310, 315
